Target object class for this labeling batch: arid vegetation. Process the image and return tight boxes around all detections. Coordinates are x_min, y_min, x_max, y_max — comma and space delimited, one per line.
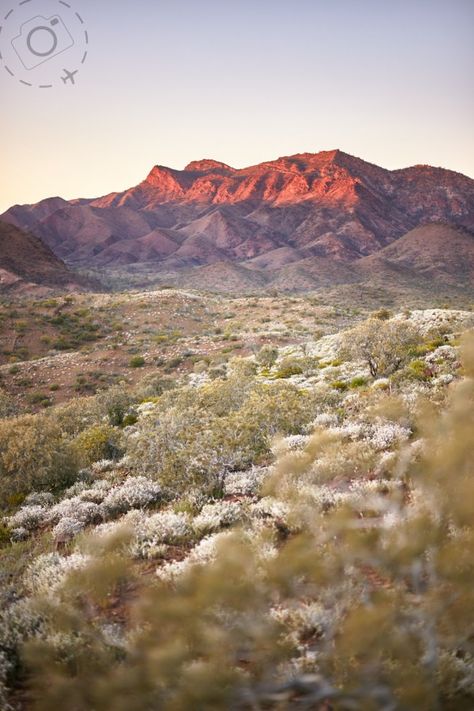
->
0, 291, 473, 710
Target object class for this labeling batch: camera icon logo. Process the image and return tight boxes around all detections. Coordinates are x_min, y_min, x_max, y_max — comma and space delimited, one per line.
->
11, 15, 74, 71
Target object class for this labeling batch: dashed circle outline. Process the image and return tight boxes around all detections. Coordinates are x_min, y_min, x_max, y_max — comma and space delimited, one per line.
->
0, 0, 88, 88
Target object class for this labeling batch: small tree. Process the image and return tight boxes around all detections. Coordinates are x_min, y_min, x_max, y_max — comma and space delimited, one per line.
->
341, 317, 420, 378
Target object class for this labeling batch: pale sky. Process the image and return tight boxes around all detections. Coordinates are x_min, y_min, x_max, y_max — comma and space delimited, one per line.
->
1, 0, 473, 214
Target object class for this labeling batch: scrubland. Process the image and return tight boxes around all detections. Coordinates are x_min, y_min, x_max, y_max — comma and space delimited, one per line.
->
0, 291, 473, 710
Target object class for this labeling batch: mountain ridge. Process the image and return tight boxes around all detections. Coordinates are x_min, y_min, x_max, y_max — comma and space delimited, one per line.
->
2, 150, 473, 293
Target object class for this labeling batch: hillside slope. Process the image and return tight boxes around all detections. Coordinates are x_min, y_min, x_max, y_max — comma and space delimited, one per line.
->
0, 221, 88, 294
357, 223, 474, 284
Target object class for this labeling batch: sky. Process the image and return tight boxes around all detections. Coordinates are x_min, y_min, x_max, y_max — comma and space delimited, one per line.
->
0, 0, 473, 214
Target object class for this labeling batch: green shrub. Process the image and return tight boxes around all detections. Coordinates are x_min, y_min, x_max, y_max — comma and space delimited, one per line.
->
0, 523, 11, 548
129, 356, 145, 368
74, 376, 98, 395
0, 414, 78, 503
53, 397, 102, 438
408, 344, 431, 357
27, 393, 52, 407
331, 380, 348, 391
427, 336, 446, 350
122, 413, 138, 427
274, 366, 302, 379
5, 492, 26, 510
73, 425, 120, 467
274, 357, 304, 379
349, 376, 367, 388
407, 359, 433, 381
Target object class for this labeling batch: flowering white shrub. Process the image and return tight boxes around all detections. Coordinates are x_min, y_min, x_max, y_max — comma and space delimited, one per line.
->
48, 498, 101, 527
307, 412, 338, 429
396, 309, 473, 336
10, 527, 29, 542
63, 481, 90, 498
370, 421, 411, 450
433, 373, 455, 386
374, 450, 398, 476
100, 623, 127, 651
6, 505, 48, 532
307, 332, 343, 360
306, 436, 376, 483
193, 501, 244, 535
115, 455, 132, 470
330, 421, 366, 441
281, 434, 312, 450
100, 476, 162, 518
157, 531, 234, 583
294, 483, 349, 511
23, 552, 90, 596
91, 459, 116, 474
187, 372, 210, 388
224, 467, 267, 496
426, 345, 458, 363
51, 517, 87, 542
131, 510, 193, 559
77, 479, 114, 504
0, 600, 43, 651
24, 492, 55, 507
346, 478, 402, 509
90, 516, 133, 541
251, 497, 290, 520
399, 381, 430, 408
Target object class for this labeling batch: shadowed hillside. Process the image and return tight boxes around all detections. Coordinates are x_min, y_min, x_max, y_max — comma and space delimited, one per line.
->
0, 222, 90, 294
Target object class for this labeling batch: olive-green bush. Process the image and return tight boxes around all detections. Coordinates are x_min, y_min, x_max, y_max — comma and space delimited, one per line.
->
0, 414, 78, 503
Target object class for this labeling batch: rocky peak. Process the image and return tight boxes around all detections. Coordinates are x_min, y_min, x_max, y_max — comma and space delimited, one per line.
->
184, 159, 234, 173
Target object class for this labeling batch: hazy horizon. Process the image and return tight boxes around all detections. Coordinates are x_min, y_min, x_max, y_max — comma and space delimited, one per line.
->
1, 0, 473, 214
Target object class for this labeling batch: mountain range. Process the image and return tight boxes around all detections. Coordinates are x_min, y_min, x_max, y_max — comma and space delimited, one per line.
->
1, 149, 473, 294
